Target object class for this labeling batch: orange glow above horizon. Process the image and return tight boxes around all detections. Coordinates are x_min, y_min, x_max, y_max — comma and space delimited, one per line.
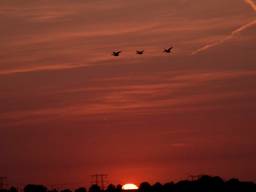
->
122, 184, 139, 190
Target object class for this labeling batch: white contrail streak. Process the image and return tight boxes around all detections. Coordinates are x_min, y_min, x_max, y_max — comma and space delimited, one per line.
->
245, 0, 256, 11
192, 0, 256, 55
192, 20, 256, 55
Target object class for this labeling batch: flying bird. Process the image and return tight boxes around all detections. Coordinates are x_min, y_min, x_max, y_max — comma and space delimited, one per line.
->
112, 51, 122, 56
136, 50, 144, 55
163, 47, 173, 53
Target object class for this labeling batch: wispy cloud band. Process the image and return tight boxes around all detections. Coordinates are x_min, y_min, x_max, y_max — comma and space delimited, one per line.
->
192, 0, 256, 55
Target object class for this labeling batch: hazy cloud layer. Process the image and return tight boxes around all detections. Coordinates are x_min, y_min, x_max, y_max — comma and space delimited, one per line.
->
0, 0, 255, 74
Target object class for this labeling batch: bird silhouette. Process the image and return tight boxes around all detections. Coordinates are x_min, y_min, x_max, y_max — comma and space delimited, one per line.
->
136, 50, 144, 55
163, 47, 173, 53
112, 51, 122, 56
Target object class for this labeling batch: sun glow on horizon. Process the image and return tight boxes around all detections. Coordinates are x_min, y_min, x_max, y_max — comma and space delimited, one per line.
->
122, 184, 139, 190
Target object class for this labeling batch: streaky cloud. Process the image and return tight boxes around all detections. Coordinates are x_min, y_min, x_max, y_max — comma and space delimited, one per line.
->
192, 0, 256, 55
245, 0, 256, 11
192, 19, 256, 55
0, 63, 88, 75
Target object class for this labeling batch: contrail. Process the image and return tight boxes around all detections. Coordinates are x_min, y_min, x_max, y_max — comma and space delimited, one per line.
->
192, 20, 256, 55
192, 0, 256, 55
245, 0, 256, 11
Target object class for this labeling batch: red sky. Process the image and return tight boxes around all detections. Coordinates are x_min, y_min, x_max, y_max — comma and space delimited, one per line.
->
1, 0, 256, 188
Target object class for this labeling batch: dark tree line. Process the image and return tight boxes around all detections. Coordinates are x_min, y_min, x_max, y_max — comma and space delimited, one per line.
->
1, 175, 256, 192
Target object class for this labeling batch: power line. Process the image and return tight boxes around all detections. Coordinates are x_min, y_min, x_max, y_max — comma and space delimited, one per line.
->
90, 174, 108, 190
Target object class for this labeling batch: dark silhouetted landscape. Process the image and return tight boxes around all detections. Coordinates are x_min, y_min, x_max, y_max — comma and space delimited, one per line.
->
1, 176, 256, 192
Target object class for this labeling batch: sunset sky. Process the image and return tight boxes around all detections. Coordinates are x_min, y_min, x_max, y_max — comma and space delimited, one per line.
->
1, 0, 256, 188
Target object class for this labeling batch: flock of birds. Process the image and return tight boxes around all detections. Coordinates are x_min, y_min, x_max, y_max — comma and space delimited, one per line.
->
112, 46, 173, 56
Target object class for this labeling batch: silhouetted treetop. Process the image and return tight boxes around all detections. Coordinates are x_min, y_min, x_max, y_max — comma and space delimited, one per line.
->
106, 184, 116, 192
2, 175, 256, 192
115, 184, 122, 192
9, 187, 18, 192
89, 184, 100, 192
24, 185, 47, 192
48, 189, 58, 192
60, 189, 72, 192
75, 187, 86, 192
139, 182, 152, 192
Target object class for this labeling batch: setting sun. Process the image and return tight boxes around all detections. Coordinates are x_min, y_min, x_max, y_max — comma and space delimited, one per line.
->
122, 184, 139, 190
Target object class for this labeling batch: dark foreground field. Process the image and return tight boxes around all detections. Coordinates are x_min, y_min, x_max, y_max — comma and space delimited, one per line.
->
1, 175, 256, 192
